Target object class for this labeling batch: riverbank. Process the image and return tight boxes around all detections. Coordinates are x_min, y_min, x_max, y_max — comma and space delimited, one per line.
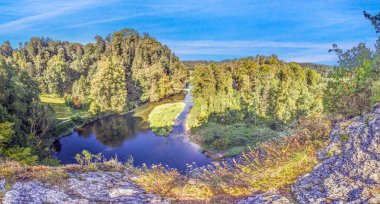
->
43, 93, 186, 138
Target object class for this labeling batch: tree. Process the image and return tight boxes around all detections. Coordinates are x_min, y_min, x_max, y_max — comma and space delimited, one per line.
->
42, 56, 69, 95
91, 56, 127, 112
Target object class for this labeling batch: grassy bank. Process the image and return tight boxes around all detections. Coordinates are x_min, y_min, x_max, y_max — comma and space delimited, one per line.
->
40, 95, 88, 122
148, 102, 186, 136
40, 94, 111, 137
190, 121, 290, 157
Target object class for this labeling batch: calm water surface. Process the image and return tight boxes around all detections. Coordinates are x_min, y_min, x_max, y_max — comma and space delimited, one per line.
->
54, 90, 212, 172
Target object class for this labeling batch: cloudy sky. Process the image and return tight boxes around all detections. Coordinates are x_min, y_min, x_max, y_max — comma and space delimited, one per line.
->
0, 0, 379, 64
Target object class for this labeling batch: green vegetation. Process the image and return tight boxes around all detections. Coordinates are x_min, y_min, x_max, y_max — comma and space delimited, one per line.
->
2, 28, 187, 114
192, 122, 288, 155
39, 94, 111, 137
148, 102, 185, 136
186, 57, 323, 153
0, 28, 187, 163
0, 60, 55, 165
372, 80, 380, 103
40, 94, 88, 122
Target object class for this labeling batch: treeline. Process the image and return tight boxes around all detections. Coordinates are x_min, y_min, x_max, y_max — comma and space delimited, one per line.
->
298, 63, 334, 77
188, 56, 324, 128
1, 28, 187, 112
0, 29, 187, 164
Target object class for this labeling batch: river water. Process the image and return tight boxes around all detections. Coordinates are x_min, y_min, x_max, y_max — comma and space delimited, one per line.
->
54, 89, 212, 172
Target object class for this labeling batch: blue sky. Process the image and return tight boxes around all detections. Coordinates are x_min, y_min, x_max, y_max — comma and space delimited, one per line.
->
0, 0, 379, 64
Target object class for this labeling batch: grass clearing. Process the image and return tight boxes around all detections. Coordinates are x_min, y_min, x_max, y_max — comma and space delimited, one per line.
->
192, 122, 289, 156
148, 102, 186, 136
39, 94, 104, 136
40, 94, 88, 122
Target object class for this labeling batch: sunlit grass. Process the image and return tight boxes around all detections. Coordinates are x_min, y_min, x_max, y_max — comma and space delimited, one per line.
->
40, 94, 88, 122
192, 122, 287, 155
148, 102, 186, 136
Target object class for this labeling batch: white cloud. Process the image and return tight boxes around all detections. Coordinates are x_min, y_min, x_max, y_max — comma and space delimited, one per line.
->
0, 0, 110, 32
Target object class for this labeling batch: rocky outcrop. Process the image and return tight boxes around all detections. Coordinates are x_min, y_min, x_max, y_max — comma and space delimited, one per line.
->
0, 179, 5, 193
292, 106, 380, 203
2, 171, 170, 204
237, 191, 294, 204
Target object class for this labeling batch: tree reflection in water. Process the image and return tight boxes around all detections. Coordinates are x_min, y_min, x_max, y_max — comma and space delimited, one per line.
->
87, 113, 145, 147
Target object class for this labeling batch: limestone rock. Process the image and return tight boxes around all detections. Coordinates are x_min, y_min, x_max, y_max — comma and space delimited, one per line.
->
0, 179, 5, 193
292, 106, 380, 204
237, 191, 294, 204
3, 182, 86, 204
3, 171, 170, 204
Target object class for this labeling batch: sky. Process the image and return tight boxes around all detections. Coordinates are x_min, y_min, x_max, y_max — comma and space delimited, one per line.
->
0, 0, 379, 65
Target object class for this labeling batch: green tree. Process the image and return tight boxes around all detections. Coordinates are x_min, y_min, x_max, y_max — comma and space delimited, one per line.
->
91, 56, 127, 112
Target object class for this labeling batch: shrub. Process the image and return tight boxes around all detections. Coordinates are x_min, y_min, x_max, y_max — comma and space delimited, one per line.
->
75, 150, 102, 170
3, 147, 38, 165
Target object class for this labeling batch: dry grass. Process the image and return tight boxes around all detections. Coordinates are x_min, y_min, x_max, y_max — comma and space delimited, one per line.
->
132, 116, 332, 202
0, 161, 69, 185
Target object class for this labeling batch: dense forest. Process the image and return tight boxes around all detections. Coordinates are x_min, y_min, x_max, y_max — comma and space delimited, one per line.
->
0, 29, 187, 164
186, 57, 324, 152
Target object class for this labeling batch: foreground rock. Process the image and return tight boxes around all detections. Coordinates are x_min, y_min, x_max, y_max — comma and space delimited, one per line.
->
237, 191, 294, 204
3, 171, 170, 204
0, 179, 5, 193
292, 106, 380, 203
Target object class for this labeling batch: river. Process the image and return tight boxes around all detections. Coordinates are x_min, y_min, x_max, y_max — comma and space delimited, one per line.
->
53, 88, 212, 172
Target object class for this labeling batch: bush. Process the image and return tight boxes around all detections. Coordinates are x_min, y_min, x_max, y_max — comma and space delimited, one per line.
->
75, 150, 103, 171
70, 116, 84, 123
3, 147, 38, 165
40, 157, 61, 166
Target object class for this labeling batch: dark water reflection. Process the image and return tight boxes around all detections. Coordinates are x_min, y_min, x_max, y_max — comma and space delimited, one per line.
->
54, 92, 212, 172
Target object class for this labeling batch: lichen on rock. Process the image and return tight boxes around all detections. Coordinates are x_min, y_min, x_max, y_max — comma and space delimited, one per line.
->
2, 171, 170, 204
292, 105, 380, 204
